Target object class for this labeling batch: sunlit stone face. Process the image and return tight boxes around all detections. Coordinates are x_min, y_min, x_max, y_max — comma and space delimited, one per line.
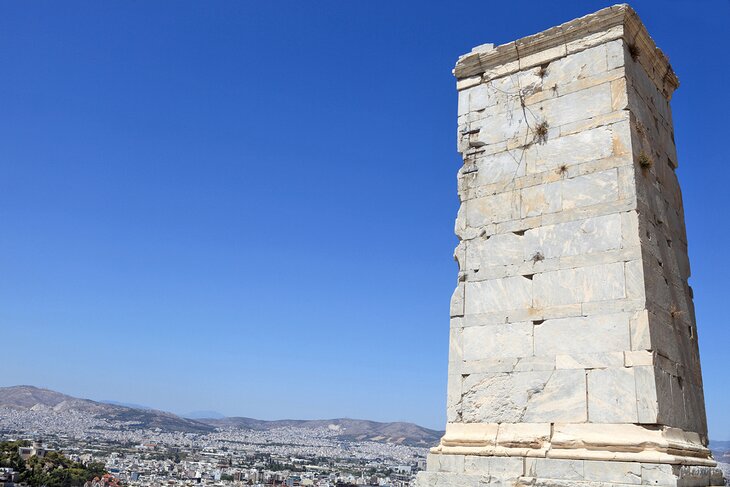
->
417, 4, 724, 486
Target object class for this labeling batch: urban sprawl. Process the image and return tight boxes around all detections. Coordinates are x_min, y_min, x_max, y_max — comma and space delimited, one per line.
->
0, 407, 427, 487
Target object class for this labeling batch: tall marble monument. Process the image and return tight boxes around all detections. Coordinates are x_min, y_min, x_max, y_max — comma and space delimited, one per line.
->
417, 4, 724, 486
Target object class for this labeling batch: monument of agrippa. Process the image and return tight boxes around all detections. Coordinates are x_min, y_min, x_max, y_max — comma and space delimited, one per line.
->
417, 5, 724, 487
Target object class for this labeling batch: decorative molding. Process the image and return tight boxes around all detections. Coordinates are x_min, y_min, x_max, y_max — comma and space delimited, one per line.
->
454, 4, 679, 100
431, 422, 716, 467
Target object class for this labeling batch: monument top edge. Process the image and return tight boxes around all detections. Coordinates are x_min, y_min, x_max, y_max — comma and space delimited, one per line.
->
453, 3, 679, 94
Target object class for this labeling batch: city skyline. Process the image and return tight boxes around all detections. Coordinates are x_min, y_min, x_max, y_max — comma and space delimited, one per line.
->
2, 0, 729, 439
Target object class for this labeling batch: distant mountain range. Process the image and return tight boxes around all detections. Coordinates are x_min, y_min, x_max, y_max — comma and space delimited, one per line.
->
0, 385, 213, 433
183, 410, 226, 419
201, 417, 441, 446
0, 385, 442, 446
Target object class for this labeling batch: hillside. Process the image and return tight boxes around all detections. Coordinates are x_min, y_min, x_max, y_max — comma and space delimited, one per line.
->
0, 386, 213, 433
200, 417, 442, 447
0, 385, 442, 447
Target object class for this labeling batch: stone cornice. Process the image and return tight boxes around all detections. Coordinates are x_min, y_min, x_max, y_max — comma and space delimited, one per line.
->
432, 422, 716, 467
454, 4, 679, 100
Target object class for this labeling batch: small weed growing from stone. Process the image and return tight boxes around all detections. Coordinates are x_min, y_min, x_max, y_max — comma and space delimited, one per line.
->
638, 151, 653, 169
670, 303, 682, 319
534, 121, 549, 144
531, 252, 545, 264
557, 164, 568, 176
538, 63, 549, 78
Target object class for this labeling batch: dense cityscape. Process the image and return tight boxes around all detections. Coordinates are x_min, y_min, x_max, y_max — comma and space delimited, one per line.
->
0, 404, 428, 487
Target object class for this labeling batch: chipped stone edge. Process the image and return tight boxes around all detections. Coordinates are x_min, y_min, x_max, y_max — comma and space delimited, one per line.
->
454, 4, 679, 100
431, 422, 716, 467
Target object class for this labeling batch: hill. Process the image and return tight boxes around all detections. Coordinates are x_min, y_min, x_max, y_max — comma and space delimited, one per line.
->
0, 386, 441, 446
0, 386, 213, 433
200, 417, 442, 446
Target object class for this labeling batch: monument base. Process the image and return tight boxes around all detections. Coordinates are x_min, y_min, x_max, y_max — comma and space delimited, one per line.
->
416, 453, 726, 486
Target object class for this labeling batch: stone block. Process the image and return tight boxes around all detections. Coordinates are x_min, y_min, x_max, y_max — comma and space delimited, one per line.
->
462, 322, 534, 361
606, 39, 625, 71
488, 456, 524, 479
532, 263, 625, 308
463, 455, 492, 474
529, 458, 585, 480
461, 371, 553, 423
534, 313, 630, 356
539, 83, 614, 128
561, 169, 619, 210
473, 150, 526, 186
583, 460, 642, 484
465, 276, 533, 314
587, 367, 638, 423
522, 369, 587, 422
624, 259, 646, 300
633, 365, 659, 423
467, 232, 525, 268
521, 181, 563, 218
450, 282, 465, 317
470, 105, 529, 147
525, 126, 614, 175
640, 463, 677, 485
542, 43, 608, 87
433, 454, 465, 473
466, 190, 520, 227
630, 310, 651, 350
523, 213, 621, 260
555, 352, 624, 369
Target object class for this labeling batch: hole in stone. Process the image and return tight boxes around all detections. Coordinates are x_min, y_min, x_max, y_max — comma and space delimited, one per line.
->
657, 259, 663, 267
688, 326, 694, 338
513, 230, 526, 236
667, 239, 672, 248
474, 268, 480, 273
628, 42, 640, 61
532, 320, 544, 325
523, 274, 534, 280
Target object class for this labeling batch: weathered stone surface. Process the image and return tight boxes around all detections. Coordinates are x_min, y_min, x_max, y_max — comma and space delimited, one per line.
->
534, 313, 630, 355
461, 371, 553, 423
418, 456, 726, 486
462, 322, 533, 361
523, 214, 621, 260
583, 461, 641, 484
522, 369, 587, 422
526, 458, 584, 481
525, 126, 614, 175
555, 352, 624, 370
464, 276, 532, 314
422, 4, 720, 486
587, 367, 638, 423
467, 232, 525, 267
532, 263, 625, 308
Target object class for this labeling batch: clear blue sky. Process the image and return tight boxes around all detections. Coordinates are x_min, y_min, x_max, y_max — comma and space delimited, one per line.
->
0, 0, 727, 438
